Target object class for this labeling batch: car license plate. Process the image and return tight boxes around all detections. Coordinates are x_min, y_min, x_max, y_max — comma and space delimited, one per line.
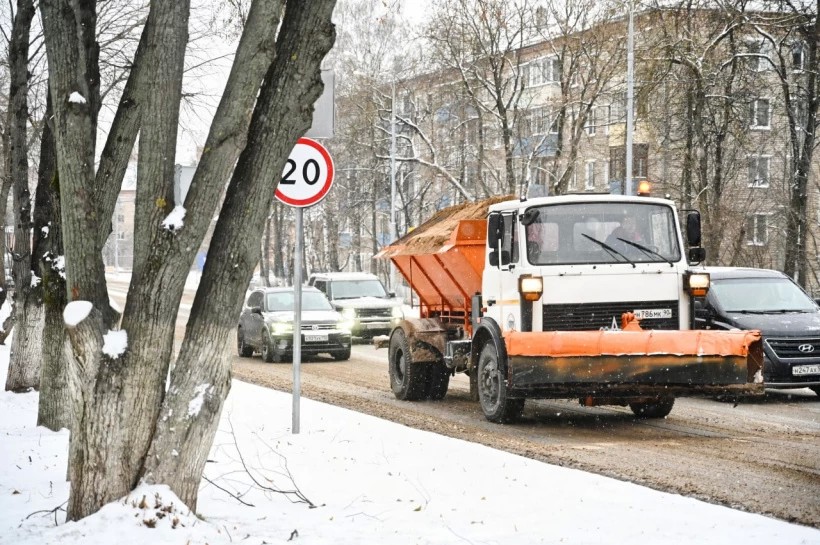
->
792, 364, 820, 376
304, 334, 328, 343
634, 308, 672, 320
366, 323, 384, 329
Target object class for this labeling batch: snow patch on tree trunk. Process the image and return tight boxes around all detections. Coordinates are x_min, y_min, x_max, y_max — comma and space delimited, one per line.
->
63, 301, 93, 326
187, 384, 211, 417
102, 329, 128, 358
68, 91, 86, 104
161, 206, 186, 232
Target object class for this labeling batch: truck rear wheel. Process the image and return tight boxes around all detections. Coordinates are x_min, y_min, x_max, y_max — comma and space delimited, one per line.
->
630, 397, 675, 418
477, 343, 524, 423
426, 362, 450, 400
389, 328, 429, 401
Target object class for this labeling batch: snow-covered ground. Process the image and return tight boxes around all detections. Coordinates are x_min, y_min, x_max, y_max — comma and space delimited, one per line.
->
1, 326, 819, 544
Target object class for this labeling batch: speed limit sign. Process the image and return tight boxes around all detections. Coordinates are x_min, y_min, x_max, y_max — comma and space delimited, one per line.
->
275, 137, 335, 207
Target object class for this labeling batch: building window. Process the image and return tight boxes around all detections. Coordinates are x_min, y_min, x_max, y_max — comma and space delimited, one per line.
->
746, 214, 768, 245
528, 106, 558, 136
117, 214, 125, 224
749, 98, 771, 129
585, 161, 596, 190
584, 108, 596, 135
792, 42, 806, 71
523, 56, 561, 87
748, 156, 770, 187
747, 40, 770, 72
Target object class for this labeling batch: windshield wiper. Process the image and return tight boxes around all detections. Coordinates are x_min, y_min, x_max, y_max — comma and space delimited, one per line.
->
727, 309, 810, 314
581, 233, 635, 268
616, 238, 674, 267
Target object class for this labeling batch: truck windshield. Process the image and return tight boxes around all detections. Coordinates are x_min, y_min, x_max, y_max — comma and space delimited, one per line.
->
524, 202, 681, 265
331, 279, 388, 299
712, 277, 817, 313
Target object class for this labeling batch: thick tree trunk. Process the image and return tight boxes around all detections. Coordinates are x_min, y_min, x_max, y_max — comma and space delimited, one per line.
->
6, 303, 43, 391
5, 0, 37, 392
141, 0, 336, 510
35, 96, 73, 431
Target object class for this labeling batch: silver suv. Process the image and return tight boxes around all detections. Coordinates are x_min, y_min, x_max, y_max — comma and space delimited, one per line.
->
308, 272, 403, 338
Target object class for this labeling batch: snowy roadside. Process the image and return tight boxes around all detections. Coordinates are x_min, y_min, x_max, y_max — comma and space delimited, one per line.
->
0, 328, 818, 544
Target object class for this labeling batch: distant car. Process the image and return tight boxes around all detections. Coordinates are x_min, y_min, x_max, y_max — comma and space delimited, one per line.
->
237, 286, 352, 362
307, 272, 403, 338
694, 267, 820, 396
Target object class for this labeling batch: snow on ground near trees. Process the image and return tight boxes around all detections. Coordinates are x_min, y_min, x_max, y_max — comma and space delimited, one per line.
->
1, 339, 819, 545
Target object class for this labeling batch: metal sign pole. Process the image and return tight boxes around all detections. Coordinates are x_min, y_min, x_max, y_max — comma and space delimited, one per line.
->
292, 207, 303, 434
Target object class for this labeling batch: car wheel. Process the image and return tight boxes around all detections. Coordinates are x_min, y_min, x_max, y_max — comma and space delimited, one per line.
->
261, 333, 279, 363
237, 328, 253, 357
630, 397, 675, 418
477, 343, 524, 423
388, 328, 428, 400
332, 346, 351, 361
426, 362, 450, 400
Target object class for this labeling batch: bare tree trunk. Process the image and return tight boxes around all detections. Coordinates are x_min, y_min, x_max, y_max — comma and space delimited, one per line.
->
141, 0, 336, 509
35, 94, 73, 431
5, 0, 38, 392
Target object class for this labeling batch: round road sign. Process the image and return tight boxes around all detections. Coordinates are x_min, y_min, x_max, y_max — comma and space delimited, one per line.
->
275, 137, 335, 208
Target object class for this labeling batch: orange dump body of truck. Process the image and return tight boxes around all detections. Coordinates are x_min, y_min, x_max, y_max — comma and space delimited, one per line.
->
376, 197, 509, 335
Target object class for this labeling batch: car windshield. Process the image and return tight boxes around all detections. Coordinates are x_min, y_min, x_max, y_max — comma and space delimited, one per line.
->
330, 279, 387, 299
524, 202, 681, 265
266, 291, 333, 312
711, 277, 817, 313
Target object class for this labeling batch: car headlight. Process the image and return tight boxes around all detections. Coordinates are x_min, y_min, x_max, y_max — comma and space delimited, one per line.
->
391, 306, 404, 319
337, 319, 353, 333
270, 321, 293, 335
341, 308, 356, 320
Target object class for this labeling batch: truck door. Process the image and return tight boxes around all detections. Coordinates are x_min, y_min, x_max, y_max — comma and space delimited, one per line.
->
485, 212, 520, 332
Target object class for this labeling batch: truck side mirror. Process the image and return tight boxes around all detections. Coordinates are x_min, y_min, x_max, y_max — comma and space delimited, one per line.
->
686, 211, 702, 247
488, 250, 511, 267
487, 213, 502, 248
688, 247, 706, 264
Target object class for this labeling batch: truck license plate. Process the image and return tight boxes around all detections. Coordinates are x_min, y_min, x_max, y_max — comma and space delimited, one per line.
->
792, 364, 820, 376
634, 308, 672, 320
304, 334, 328, 343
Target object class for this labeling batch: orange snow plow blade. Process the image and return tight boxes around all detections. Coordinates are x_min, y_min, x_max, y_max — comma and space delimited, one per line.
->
503, 316, 764, 398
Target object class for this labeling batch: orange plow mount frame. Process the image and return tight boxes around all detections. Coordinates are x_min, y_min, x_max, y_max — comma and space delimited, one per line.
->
503, 316, 764, 398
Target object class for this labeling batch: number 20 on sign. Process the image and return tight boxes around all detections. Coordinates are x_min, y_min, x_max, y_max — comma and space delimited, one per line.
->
275, 137, 335, 208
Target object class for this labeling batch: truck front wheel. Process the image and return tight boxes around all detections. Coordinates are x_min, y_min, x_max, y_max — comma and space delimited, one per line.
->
630, 397, 675, 418
477, 343, 524, 423
389, 328, 429, 401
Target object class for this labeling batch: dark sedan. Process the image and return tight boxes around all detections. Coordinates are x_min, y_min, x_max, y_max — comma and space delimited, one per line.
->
237, 286, 352, 362
694, 267, 820, 396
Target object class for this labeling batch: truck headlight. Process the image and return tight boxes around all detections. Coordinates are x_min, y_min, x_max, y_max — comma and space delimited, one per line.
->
341, 308, 356, 320
271, 321, 293, 335
685, 271, 710, 297
518, 275, 543, 302
391, 306, 404, 319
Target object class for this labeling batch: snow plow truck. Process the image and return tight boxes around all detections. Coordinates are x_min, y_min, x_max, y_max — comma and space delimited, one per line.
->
376, 193, 764, 422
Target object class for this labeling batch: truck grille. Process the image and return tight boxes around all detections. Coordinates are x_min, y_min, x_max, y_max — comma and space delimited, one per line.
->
542, 300, 678, 331
765, 337, 820, 360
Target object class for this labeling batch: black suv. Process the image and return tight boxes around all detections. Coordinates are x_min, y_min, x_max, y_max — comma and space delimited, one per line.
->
694, 267, 820, 396
237, 286, 352, 362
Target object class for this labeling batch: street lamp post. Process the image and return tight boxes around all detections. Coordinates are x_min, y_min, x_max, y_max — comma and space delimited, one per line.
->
389, 78, 397, 293
625, 0, 635, 196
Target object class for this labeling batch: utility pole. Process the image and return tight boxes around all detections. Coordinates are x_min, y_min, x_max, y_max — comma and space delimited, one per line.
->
625, 0, 635, 196
389, 77, 397, 293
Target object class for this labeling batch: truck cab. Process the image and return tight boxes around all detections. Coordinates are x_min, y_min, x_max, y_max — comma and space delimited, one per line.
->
484, 195, 694, 334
